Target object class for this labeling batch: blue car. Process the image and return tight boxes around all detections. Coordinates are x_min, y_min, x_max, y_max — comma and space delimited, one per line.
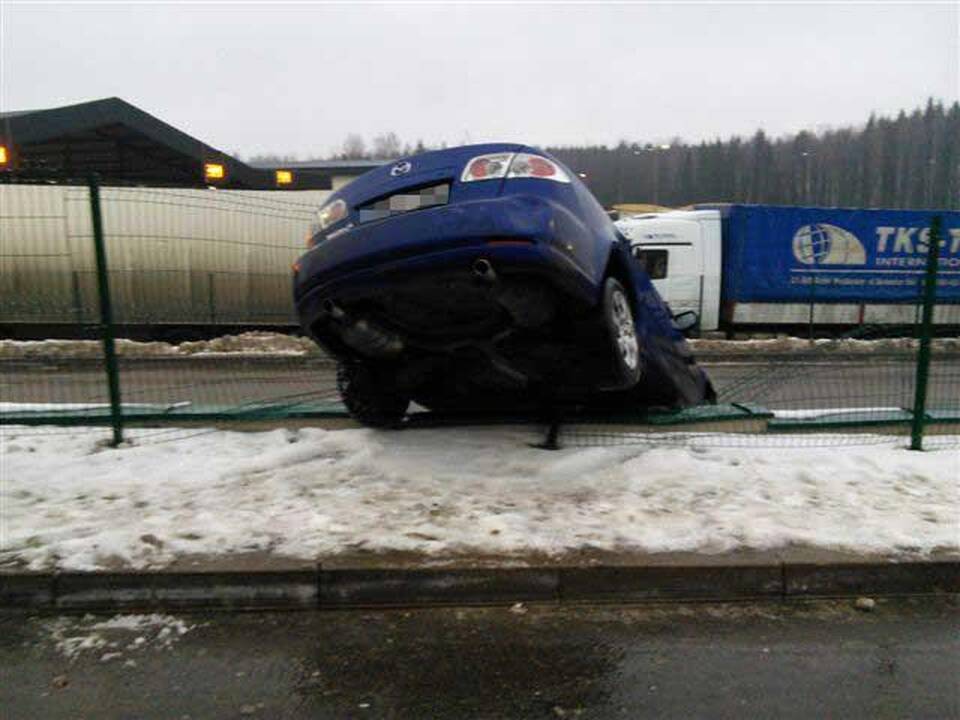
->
294, 143, 714, 427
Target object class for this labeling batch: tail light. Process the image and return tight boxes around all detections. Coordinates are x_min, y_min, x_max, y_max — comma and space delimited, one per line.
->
460, 153, 514, 182
461, 152, 571, 184
507, 153, 570, 182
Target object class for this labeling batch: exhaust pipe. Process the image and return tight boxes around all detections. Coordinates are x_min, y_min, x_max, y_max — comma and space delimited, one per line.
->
322, 299, 346, 320
472, 258, 497, 283
343, 319, 403, 357
319, 299, 402, 357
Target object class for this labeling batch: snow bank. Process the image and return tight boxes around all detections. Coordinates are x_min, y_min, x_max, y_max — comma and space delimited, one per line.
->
0, 331, 320, 360
1, 402, 189, 414
690, 336, 960, 355
1, 425, 957, 571
4, 332, 957, 361
771, 407, 903, 419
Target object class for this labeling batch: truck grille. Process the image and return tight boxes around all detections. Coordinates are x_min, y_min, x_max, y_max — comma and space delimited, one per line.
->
357, 183, 449, 224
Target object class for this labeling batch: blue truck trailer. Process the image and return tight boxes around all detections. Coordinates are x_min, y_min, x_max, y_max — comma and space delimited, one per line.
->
616, 204, 960, 331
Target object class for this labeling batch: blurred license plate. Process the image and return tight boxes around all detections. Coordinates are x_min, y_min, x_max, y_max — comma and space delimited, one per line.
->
358, 183, 449, 224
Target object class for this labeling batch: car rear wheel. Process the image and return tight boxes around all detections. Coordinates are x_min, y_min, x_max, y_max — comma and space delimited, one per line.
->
337, 362, 410, 428
602, 277, 642, 388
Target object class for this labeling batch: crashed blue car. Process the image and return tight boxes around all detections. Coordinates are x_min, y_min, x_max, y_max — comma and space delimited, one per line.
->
294, 143, 714, 427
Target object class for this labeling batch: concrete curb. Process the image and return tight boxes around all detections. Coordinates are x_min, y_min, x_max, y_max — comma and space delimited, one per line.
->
1, 562, 957, 611
0, 570, 320, 610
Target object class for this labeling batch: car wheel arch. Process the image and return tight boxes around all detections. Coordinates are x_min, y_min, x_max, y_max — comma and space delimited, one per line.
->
600, 243, 637, 302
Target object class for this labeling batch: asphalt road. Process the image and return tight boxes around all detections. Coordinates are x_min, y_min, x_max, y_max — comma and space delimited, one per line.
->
2, 598, 958, 719
2, 355, 958, 412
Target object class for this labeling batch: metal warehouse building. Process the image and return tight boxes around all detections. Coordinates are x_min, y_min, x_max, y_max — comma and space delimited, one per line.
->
0, 96, 378, 189
1, 98, 384, 336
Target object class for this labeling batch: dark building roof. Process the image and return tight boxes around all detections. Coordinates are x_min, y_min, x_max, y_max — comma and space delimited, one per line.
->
247, 158, 388, 189
248, 159, 387, 171
0, 97, 368, 190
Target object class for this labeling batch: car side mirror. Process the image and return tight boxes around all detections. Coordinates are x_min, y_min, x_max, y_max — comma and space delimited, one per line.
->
673, 310, 699, 333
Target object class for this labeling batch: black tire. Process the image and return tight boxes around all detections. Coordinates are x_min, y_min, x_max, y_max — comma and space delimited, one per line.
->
337, 362, 409, 428
602, 277, 642, 389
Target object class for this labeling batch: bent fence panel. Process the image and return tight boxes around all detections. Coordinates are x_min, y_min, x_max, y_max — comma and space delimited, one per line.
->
2, 186, 956, 450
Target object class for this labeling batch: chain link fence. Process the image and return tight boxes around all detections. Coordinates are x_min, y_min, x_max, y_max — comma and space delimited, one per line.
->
1, 177, 339, 445
566, 330, 959, 450
1, 177, 957, 449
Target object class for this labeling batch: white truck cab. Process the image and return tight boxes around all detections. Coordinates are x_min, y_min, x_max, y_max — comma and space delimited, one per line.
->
616, 210, 723, 332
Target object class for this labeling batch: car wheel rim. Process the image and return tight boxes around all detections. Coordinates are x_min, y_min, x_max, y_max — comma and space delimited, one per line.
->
611, 288, 639, 371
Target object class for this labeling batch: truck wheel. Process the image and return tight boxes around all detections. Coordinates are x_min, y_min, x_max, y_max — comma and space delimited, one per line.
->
603, 277, 642, 388
337, 362, 409, 428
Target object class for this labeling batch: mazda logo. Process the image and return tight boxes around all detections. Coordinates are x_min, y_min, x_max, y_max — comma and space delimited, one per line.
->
390, 161, 412, 177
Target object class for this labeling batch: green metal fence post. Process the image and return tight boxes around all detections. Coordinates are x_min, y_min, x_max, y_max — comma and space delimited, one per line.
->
910, 214, 942, 451
88, 173, 124, 446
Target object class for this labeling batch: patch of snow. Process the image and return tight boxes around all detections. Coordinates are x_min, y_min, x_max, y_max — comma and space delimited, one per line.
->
1, 402, 189, 414
0, 331, 321, 360
2, 425, 957, 570
49, 628, 109, 661
4, 333, 956, 361
90, 614, 193, 635
40, 614, 197, 661
690, 337, 960, 354
772, 407, 904, 419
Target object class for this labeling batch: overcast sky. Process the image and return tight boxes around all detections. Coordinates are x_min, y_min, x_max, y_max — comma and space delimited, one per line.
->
2, 2, 957, 158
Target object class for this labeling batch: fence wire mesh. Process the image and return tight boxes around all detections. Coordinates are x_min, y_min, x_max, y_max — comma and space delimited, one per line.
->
564, 326, 960, 449
1, 178, 957, 449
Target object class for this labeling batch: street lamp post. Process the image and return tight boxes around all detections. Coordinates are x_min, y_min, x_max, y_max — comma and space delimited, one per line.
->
643, 144, 671, 205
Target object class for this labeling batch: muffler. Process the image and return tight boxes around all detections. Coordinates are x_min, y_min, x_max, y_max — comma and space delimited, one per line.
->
342, 319, 404, 357
321, 298, 346, 320
472, 258, 497, 283
322, 299, 403, 357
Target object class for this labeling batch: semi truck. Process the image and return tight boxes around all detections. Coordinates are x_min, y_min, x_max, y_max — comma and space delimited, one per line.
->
615, 204, 960, 332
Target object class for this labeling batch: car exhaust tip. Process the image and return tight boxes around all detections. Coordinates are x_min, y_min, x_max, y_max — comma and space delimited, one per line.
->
472, 258, 496, 282
322, 299, 345, 320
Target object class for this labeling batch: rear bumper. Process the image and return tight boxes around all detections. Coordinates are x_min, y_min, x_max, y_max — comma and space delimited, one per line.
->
294, 195, 601, 330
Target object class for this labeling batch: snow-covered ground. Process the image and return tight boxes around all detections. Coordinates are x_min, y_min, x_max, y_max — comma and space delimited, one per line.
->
1, 425, 956, 571
690, 336, 960, 355
771, 407, 903, 419
0, 332, 320, 360
1, 402, 191, 414
2, 332, 958, 360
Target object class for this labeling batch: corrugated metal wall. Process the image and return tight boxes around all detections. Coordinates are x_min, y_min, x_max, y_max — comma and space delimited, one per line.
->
1, 185, 329, 327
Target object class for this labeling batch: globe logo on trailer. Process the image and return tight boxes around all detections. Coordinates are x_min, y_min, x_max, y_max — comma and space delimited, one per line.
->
792, 223, 866, 265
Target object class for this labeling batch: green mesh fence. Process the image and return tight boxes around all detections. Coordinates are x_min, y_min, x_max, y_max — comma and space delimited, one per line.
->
1, 178, 956, 449
0, 180, 338, 445
563, 325, 960, 449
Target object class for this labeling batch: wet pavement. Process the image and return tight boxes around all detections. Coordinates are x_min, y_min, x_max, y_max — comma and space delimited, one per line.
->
2, 597, 957, 719
3, 356, 958, 412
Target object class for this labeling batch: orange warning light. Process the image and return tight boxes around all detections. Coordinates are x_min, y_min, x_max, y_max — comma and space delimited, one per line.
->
204, 162, 226, 182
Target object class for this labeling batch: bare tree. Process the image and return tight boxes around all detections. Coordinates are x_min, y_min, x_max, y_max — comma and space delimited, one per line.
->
246, 153, 299, 164
341, 134, 367, 159
371, 132, 402, 160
